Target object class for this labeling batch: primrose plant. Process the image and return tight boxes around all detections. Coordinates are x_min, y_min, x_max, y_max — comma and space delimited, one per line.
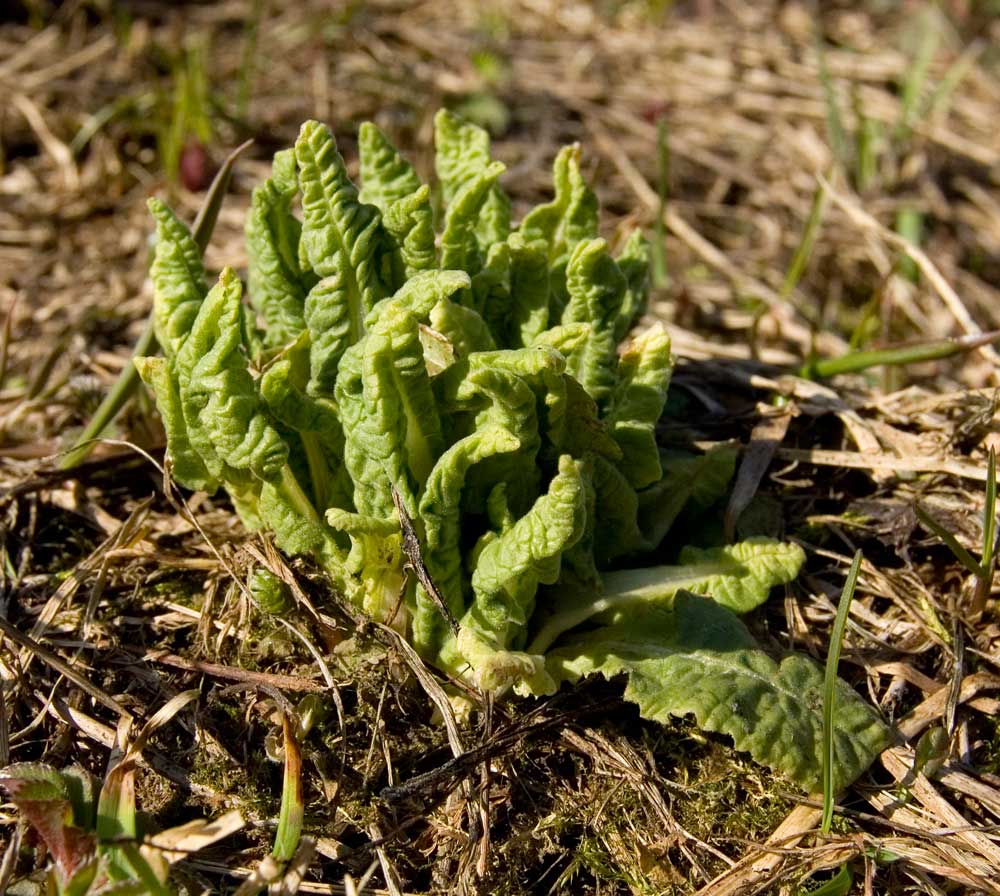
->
137, 111, 887, 790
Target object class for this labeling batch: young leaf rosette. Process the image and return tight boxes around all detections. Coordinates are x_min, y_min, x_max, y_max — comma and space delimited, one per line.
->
137, 111, 888, 792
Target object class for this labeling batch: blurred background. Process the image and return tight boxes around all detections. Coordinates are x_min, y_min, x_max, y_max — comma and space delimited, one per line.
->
2, 0, 999, 454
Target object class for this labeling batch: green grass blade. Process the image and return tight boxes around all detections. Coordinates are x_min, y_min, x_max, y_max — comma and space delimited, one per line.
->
974, 446, 997, 615
190, 139, 255, 255
894, 207, 923, 283
854, 106, 881, 193
982, 447, 996, 570
272, 712, 304, 863
799, 864, 853, 896
821, 550, 861, 834
801, 330, 1000, 380
651, 116, 669, 288
59, 139, 252, 470
816, 36, 849, 172
915, 505, 983, 577
782, 178, 829, 298
117, 842, 173, 896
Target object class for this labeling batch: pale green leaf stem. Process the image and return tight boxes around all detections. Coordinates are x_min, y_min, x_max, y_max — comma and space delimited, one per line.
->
528, 538, 805, 656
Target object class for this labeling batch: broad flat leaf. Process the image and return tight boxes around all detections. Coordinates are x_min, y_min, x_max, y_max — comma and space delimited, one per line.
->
547, 591, 889, 790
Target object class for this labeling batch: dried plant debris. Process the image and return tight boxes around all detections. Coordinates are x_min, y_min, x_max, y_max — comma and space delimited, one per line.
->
1, 2, 1000, 894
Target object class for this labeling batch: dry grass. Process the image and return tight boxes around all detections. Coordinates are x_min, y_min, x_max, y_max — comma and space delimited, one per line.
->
1, 1, 1000, 893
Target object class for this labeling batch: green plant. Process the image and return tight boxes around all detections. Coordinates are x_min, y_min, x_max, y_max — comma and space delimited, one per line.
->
136, 111, 887, 790
0, 693, 242, 895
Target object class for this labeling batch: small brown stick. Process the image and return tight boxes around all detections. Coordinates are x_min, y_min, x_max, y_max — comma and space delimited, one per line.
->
390, 485, 459, 636
142, 650, 329, 694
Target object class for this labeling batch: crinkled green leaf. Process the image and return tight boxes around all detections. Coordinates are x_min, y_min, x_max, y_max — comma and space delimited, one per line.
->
176, 268, 288, 483
260, 337, 341, 444
148, 198, 207, 358
520, 144, 598, 262
464, 454, 587, 650
367, 269, 471, 329
547, 591, 889, 790
430, 297, 496, 359
360, 274, 471, 488
434, 108, 510, 251
591, 455, 644, 564
295, 120, 385, 394
638, 444, 738, 547
335, 330, 419, 520
259, 468, 343, 571
451, 347, 566, 513
358, 121, 423, 213
546, 374, 621, 463
471, 238, 511, 327
532, 322, 590, 354
520, 146, 599, 324
326, 508, 405, 622
245, 148, 310, 348
504, 234, 550, 348
413, 423, 521, 656
598, 537, 806, 618
441, 160, 506, 274
135, 355, 219, 492
383, 185, 436, 283
250, 567, 295, 615
614, 230, 652, 342
561, 238, 626, 406
558, 461, 600, 592
604, 323, 673, 489
259, 335, 351, 511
